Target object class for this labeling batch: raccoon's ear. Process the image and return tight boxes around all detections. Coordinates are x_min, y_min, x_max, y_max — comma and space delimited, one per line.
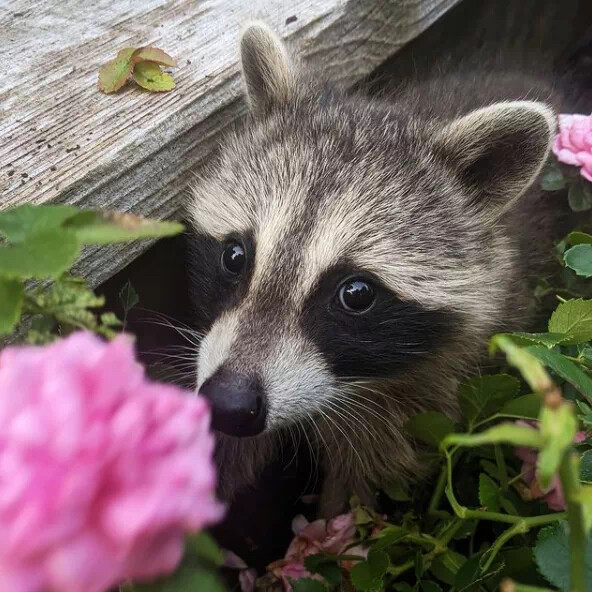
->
436, 101, 555, 215
240, 22, 295, 116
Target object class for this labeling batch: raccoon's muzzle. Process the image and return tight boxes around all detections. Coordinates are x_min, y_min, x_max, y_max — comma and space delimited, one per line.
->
199, 368, 267, 437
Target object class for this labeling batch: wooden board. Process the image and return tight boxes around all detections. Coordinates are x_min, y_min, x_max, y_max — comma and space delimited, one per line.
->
0, 0, 460, 287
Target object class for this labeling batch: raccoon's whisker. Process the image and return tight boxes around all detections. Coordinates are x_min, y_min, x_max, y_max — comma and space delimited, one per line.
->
330, 393, 396, 429
134, 310, 205, 345
323, 397, 377, 442
137, 318, 204, 348
316, 404, 364, 468
324, 398, 385, 449
301, 414, 320, 494
134, 308, 201, 335
282, 425, 299, 471
310, 409, 335, 466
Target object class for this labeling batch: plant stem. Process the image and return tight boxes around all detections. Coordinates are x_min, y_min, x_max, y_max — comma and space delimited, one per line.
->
500, 580, 557, 592
480, 521, 527, 572
495, 444, 509, 490
428, 465, 448, 515
558, 453, 587, 592
445, 451, 566, 525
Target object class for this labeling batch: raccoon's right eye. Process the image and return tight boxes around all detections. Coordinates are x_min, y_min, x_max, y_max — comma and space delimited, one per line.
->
338, 279, 375, 313
221, 242, 246, 276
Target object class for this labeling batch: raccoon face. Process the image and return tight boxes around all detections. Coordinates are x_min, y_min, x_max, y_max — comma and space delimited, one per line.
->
186, 23, 555, 439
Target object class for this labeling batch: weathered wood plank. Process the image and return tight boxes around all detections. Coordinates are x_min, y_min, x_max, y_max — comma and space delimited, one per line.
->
0, 0, 460, 286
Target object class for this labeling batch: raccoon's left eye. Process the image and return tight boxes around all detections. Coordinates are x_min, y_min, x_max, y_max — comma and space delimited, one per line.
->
221, 241, 246, 275
339, 279, 375, 313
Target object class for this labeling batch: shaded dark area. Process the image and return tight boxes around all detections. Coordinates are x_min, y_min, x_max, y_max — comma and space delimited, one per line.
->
98, 0, 592, 576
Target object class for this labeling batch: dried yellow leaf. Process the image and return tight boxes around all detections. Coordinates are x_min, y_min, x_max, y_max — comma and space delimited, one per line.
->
132, 62, 176, 92
131, 46, 177, 68
98, 48, 135, 93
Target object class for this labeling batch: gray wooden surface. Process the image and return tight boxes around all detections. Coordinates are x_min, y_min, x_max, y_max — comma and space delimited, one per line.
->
0, 0, 460, 286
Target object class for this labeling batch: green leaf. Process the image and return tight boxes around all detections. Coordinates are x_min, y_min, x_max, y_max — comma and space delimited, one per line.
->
442, 422, 542, 450
429, 551, 467, 585
64, 210, 184, 244
100, 312, 122, 327
371, 525, 409, 549
420, 581, 443, 592
406, 412, 455, 447
459, 374, 520, 426
548, 299, 592, 345
505, 331, 574, 348
131, 46, 177, 67
500, 393, 542, 418
478, 473, 500, 512
292, 580, 329, 592
98, 47, 136, 93
567, 231, 592, 246
568, 181, 592, 212
119, 279, 139, 313
382, 480, 411, 502
184, 532, 224, 566
537, 402, 578, 489
581, 450, 592, 482
350, 549, 389, 592
565, 244, 592, 277
315, 563, 342, 587
0, 276, 23, 335
0, 230, 80, 279
415, 552, 426, 579
125, 566, 226, 592
132, 61, 176, 92
490, 335, 554, 395
540, 163, 567, 191
526, 345, 592, 399
0, 204, 79, 242
454, 555, 481, 591
305, 555, 342, 587
534, 522, 592, 592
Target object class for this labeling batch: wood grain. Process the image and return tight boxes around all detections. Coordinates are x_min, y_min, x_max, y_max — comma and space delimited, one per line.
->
0, 0, 460, 286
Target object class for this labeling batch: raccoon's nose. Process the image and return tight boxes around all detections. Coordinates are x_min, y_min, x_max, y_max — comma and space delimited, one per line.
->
199, 369, 267, 437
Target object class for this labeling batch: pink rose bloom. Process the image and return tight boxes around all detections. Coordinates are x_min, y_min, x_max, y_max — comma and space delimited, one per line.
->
269, 512, 362, 591
552, 113, 592, 181
0, 332, 224, 592
514, 420, 586, 511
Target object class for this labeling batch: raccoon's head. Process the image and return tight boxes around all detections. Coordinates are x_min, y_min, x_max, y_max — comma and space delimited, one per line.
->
187, 23, 555, 439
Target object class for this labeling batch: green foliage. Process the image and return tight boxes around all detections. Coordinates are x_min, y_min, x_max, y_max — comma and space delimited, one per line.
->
0, 277, 23, 336
568, 182, 592, 212
350, 549, 390, 592
534, 522, 592, 592
458, 374, 519, 428
540, 162, 567, 191
406, 412, 456, 447
565, 245, 592, 277
0, 204, 183, 338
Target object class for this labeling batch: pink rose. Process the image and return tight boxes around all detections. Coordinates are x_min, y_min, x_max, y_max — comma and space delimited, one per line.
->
0, 332, 224, 592
514, 420, 586, 511
239, 568, 258, 592
552, 113, 592, 181
268, 511, 364, 590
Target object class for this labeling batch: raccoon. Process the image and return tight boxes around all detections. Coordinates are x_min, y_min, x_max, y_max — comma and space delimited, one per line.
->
185, 22, 570, 517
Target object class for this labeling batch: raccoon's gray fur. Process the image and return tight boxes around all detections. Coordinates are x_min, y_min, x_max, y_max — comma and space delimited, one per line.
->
186, 22, 568, 517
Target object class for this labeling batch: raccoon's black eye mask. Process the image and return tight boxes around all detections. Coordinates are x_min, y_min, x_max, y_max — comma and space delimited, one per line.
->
302, 264, 457, 379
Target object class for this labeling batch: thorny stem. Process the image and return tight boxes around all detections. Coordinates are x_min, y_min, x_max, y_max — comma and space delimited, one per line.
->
558, 453, 587, 592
